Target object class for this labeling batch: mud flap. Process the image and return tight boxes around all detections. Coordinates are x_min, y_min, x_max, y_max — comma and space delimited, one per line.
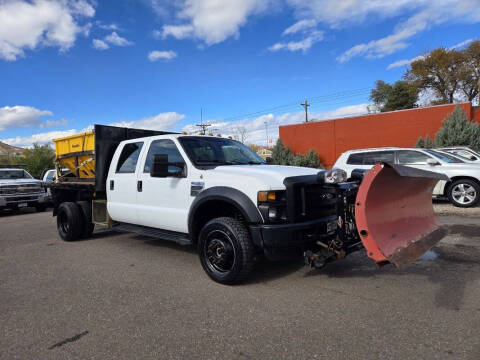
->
354, 163, 449, 268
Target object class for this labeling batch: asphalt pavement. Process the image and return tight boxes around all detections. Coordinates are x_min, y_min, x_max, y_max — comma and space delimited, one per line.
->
1, 209, 480, 360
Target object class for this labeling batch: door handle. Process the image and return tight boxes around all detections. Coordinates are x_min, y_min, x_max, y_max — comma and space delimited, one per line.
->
137, 180, 142, 192
110, 180, 114, 190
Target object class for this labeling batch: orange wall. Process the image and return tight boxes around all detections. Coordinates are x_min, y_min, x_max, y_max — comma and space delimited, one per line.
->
280, 103, 474, 169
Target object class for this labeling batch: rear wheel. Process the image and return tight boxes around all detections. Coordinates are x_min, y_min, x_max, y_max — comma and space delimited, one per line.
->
448, 179, 480, 208
76, 201, 95, 238
57, 202, 83, 241
198, 217, 255, 285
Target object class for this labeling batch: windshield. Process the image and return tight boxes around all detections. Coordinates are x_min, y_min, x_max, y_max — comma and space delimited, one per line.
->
0, 169, 33, 179
179, 137, 265, 166
425, 150, 464, 163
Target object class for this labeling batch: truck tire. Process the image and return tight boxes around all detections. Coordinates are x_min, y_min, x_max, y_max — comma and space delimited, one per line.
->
198, 217, 255, 284
76, 201, 95, 238
57, 202, 83, 241
447, 179, 480, 208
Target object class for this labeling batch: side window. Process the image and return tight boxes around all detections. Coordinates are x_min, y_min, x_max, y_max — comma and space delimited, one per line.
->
116, 142, 144, 173
347, 153, 365, 165
144, 139, 186, 175
347, 151, 394, 165
398, 150, 430, 165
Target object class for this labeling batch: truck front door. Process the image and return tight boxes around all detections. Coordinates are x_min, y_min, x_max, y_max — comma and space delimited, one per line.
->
107, 141, 144, 223
136, 139, 191, 233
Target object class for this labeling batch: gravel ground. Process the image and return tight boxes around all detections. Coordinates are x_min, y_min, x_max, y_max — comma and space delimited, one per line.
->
433, 200, 480, 216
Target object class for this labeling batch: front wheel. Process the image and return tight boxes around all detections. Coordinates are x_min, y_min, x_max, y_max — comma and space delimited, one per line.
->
198, 217, 256, 285
448, 179, 480, 208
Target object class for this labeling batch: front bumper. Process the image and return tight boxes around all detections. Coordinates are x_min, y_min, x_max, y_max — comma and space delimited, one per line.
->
0, 193, 47, 208
250, 216, 338, 261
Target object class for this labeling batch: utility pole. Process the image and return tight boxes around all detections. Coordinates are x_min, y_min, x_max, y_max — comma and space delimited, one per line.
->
301, 99, 310, 123
196, 108, 211, 134
264, 121, 268, 148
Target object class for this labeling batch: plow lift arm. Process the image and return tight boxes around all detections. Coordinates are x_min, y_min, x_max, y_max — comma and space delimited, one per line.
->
355, 162, 449, 268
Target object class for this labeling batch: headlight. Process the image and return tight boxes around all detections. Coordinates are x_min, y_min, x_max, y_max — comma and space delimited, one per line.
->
257, 190, 287, 222
318, 169, 347, 184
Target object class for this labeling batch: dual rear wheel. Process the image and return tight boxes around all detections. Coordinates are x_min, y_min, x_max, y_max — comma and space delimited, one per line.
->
57, 201, 95, 241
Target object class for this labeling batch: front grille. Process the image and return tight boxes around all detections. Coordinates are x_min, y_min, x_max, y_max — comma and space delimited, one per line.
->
294, 184, 338, 221
0, 184, 42, 195
5, 195, 39, 202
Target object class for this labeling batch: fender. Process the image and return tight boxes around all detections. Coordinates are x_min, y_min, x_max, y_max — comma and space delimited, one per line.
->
188, 186, 263, 235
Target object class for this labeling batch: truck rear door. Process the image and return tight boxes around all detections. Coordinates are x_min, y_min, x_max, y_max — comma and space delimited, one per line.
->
107, 141, 145, 223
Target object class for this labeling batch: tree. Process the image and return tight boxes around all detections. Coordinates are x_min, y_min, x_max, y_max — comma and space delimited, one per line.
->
271, 139, 294, 165
406, 48, 464, 104
434, 106, 480, 150
271, 139, 323, 169
370, 80, 418, 112
20, 144, 55, 178
232, 125, 248, 143
416, 134, 434, 148
458, 41, 480, 102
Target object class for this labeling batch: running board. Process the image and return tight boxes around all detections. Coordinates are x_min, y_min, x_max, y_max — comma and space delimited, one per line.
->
111, 223, 192, 246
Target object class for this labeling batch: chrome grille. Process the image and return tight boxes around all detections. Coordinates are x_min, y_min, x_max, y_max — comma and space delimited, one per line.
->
0, 184, 42, 195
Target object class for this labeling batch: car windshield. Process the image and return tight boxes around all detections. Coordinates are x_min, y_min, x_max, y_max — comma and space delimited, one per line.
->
425, 150, 464, 163
0, 169, 33, 179
179, 137, 265, 166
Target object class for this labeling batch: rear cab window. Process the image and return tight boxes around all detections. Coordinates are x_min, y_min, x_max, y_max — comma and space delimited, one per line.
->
116, 142, 144, 173
347, 151, 394, 165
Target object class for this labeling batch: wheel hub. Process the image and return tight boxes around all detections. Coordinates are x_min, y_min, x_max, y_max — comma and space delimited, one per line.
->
205, 232, 235, 273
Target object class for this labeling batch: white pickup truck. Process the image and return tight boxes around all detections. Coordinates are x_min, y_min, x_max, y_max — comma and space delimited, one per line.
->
48, 125, 448, 284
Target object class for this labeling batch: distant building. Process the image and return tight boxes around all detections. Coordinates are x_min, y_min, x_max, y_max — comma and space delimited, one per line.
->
280, 102, 480, 169
0, 142, 26, 159
257, 147, 272, 159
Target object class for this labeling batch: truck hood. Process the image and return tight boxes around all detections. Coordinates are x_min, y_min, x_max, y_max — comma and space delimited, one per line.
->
206, 165, 320, 189
0, 179, 42, 186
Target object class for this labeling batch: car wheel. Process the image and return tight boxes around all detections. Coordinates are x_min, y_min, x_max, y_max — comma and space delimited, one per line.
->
57, 202, 83, 241
76, 200, 95, 238
198, 217, 255, 285
448, 179, 480, 208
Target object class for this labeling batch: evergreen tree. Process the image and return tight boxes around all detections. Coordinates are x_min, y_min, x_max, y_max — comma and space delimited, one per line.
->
434, 106, 480, 150
271, 139, 323, 168
415, 137, 425, 148
271, 139, 294, 165
424, 135, 434, 149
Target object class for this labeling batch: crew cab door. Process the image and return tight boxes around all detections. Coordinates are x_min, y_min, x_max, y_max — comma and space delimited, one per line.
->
396, 150, 445, 195
107, 141, 145, 223
136, 139, 191, 233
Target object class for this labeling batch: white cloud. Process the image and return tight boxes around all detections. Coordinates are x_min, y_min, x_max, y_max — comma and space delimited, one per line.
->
160, 0, 271, 45
92, 38, 109, 50
111, 112, 185, 131
97, 22, 121, 31
148, 50, 177, 61
0, 0, 95, 61
336, 0, 480, 63
269, 30, 324, 53
1, 129, 78, 147
182, 103, 369, 144
387, 38, 475, 69
104, 31, 133, 46
282, 19, 317, 35
0, 105, 55, 131
387, 55, 425, 70
92, 31, 133, 51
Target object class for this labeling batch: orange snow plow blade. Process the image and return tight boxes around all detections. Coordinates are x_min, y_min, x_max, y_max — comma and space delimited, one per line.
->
355, 163, 449, 268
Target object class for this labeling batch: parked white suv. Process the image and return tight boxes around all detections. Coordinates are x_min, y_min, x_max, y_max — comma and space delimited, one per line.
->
334, 147, 480, 207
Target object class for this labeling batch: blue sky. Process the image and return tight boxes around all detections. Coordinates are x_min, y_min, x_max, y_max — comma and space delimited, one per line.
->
0, 0, 479, 146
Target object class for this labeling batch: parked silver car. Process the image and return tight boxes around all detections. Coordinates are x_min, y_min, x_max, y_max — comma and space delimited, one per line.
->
0, 166, 48, 212
439, 147, 480, 162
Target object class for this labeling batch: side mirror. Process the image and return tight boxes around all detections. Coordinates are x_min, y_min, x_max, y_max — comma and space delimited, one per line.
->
427, 158, 440, 166
150, 154, 169, 178
265, 157, 273, 165
470, 156, 477, 161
